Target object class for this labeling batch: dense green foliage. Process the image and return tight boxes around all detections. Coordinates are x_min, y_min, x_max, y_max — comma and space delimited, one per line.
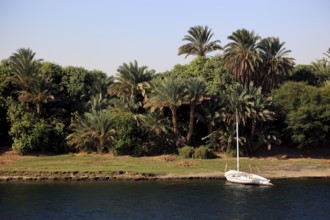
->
178, 146, 195, 158
272, 82, 330, 147
178, 145, 215, 159
7, 101, 66, 154
193, 145, 216, 159
0, 27, 329, 157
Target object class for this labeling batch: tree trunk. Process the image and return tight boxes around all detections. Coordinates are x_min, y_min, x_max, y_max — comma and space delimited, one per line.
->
99, 138, 104, 153
170, 107, 179, 145
36, 102, 41, 114
25, 102, 30, 112
249, 121, 256, 154
186, 104, 195, 145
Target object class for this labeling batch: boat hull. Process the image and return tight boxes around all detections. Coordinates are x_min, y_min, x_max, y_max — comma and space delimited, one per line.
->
225, 170, 273, 186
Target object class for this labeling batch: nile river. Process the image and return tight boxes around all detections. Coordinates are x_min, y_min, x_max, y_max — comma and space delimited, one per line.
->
1, 180, 329, 219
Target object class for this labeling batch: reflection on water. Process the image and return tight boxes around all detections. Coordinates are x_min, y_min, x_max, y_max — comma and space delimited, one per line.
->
0, 180, 329, 220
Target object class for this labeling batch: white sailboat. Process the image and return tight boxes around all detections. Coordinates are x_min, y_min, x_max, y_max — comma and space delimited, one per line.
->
224, 110, 273, 186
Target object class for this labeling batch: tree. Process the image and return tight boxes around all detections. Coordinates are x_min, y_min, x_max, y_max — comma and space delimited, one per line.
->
89, 71, 114, 99
287, 104, 330, 147
272, 81, 330, 147
108, 60, 155, 100
0, 60, 12, 141
67, 110, 115, 153
61, 66, 97, 113
30, 76, 55, 114
203, 82, 275, 154
144, 77, 187, 145
258, 37, 295, 92
7, 101, 66, 154
184, 78, 209, 144
289, 65, 320, 86
7, 48, 41, 111
223, 29, 261, 85
87, 94, 108, 113
324, 48, 330, 59
311, 59, 330, 85
178, 25, 222, 58
245, 84, 276, 152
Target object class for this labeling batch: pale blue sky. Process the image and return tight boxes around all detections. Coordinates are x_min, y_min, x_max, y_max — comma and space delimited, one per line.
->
1, 0, 329, 75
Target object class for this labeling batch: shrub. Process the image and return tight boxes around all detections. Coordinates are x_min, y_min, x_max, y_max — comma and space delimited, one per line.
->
9, 112, 52, 154
8, 102, 67, 154
193, 146, 215, 159
110, 112, 138, 155
178, 145, 195, 158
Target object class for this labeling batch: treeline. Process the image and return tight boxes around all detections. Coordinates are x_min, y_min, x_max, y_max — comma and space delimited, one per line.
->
0, 26, 329, 156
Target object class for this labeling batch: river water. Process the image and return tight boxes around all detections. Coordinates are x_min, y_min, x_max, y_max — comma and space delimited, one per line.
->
0, 180, 329, 219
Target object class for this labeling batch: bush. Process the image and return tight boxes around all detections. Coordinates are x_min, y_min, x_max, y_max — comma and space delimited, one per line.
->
178, 145, 195, 158
193, 146, 215, 159
9, 112, 51, 154
7, 102, 67, 154
110, 112, 138, 155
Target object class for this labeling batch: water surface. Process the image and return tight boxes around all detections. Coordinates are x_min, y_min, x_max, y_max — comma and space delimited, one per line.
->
1, 180, 329, 219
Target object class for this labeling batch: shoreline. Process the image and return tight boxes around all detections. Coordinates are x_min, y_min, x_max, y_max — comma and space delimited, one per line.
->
1, 150, 329, 183
1, 170, 330, 182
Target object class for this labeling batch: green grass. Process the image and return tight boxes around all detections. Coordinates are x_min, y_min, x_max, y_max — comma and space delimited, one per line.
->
1, 153, 328, 177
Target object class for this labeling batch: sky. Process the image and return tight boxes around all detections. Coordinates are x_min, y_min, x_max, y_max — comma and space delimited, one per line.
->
1, 0, 329, 76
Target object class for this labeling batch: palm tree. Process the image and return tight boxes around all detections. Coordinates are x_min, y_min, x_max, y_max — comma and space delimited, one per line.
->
221, 83, 255, 153
223, 29, 261, 85
196, 95, 224, 134
244, 83, 275, 153
144, 77, 187, 145
7, 48, 42, 111
31, 76, 55, 114
139, 112, 174, 154
90, 75, 114, 99
178, 25, 222, 58
108, 97, 145, 126
67, 110, 115, 153
108, 61, 155, 100
184, 78, 209, 144
312, 58, 330, 75
223, 82, 254, 126
258, 37, 295, 91
15, 76, 55, 114
87, 93, 108, 112
324, 48, 330, 59
140, 112, 170, 136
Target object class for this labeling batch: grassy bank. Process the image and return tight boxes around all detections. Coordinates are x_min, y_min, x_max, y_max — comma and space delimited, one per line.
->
1, 152, 329, 181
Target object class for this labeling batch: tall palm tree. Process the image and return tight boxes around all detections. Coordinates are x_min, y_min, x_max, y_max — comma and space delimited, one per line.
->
178, 25, 222, 58
184, 78, 209, 144
67, 110, 115, 153
108, 61, 155, 100
223, 29, 261, 85
144, 77, 187, 145
258, 37, 295, 91
7, 48, 42, 111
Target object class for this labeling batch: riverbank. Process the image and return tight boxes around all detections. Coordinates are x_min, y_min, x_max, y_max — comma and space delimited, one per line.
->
1, 150, 330, 182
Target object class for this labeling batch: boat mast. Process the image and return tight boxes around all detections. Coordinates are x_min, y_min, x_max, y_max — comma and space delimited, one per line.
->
236, 109, 239, 172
